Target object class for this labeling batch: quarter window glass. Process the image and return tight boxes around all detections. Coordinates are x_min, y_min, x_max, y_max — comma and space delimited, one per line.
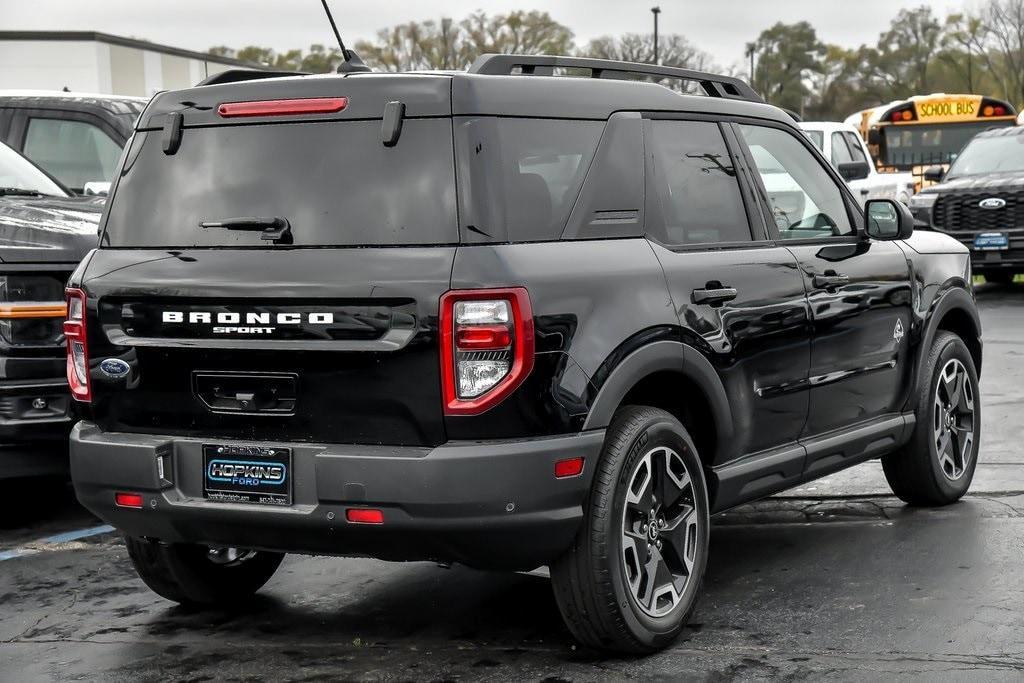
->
843, 132, 869, 163
647, 120, 751, 245
455, 118, 602, 242
739, 124, 853, 239
23, 118, 122, 191
830, 132, 853, 166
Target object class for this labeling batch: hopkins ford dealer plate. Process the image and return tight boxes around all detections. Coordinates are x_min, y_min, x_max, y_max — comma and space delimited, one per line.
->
203, 444, 291, 506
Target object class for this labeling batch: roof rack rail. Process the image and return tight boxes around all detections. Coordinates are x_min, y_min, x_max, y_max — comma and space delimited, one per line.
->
197, 69, 308, 87
468, 54, 762, 103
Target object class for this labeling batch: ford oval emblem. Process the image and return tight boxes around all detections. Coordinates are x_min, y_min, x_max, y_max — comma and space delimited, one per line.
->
99, 358, 131, 379
979, 197, 1007, 210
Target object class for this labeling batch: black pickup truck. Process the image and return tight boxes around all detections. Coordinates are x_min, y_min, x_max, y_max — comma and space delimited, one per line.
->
910, 125, 1024, 284
0, 141, 102, 479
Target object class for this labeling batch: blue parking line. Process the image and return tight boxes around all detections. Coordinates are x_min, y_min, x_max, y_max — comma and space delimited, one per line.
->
39, 524, 115, 544
0, 524, 115, 562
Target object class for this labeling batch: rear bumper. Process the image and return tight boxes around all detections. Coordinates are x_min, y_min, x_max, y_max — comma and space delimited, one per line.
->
0, 378, 73, 442
70, 422, 605, 570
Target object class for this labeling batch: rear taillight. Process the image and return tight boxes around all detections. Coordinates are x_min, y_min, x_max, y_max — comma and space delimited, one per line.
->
63, 288, 90, 402
440, 288, 534, 416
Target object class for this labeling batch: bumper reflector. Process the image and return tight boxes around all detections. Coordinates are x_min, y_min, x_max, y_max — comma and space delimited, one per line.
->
115, 492, 144, 508
346, 508, 384, 524
554, 457, 585, 478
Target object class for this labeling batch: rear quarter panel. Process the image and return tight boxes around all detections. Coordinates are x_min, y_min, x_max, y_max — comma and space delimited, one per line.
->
448, 238, 674, 438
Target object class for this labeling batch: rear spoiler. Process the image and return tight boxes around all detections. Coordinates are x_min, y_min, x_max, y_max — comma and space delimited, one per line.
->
198, 69, 309, 87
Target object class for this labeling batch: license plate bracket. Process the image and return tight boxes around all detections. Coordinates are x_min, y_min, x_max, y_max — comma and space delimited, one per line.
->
974, 232, 1009, 251
203, 444, 291, 506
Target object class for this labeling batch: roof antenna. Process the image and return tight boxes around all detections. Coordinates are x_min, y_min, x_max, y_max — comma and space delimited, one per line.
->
321, 0, 371, 73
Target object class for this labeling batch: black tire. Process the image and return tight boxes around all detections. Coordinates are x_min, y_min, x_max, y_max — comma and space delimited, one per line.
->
982, 270, 1015, 285
550, 406, 710, 653
882, 331, 981, 506
125, 536, 284, 606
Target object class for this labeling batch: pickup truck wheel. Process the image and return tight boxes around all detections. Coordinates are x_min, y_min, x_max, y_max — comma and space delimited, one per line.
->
125, 536, 284, 606
550, 406, 709, 653
882, 331, 980, 506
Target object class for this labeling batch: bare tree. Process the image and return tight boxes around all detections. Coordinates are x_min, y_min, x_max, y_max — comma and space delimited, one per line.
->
983, 0, 1024, 105
583, 33, 714, 93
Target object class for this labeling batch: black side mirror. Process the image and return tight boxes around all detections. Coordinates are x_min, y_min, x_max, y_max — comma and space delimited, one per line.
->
838, 161, 871, 182
865, 198, 914, 240
867, 129, 881, 146
923, 165, 945, 183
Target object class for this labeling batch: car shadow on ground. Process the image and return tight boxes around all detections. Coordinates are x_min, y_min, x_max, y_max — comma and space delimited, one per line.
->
109, 502, 987, 669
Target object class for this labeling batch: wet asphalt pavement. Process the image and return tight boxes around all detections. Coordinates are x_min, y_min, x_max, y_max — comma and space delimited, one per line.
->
1, 284, 1023, 682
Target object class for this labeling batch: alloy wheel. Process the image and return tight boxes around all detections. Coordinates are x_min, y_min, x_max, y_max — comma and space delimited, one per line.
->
933, 358, 976, 481
620, 446, 701, 618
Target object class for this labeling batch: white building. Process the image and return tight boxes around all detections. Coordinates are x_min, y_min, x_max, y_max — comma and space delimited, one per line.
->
0, 31, 266, 97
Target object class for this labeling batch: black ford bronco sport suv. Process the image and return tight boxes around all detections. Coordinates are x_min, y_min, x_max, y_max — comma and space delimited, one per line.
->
68, 55, 982, 653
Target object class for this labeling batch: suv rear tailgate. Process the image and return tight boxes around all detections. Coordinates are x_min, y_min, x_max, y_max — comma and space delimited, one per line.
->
81, 247, 454, 446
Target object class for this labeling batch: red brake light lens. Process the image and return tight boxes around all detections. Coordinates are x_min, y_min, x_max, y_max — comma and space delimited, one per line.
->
64, 287, 90, 402
455, 324, 512, 350
440, 288, 534, 416
217, 97, 348, 118
346, 508, 384, 524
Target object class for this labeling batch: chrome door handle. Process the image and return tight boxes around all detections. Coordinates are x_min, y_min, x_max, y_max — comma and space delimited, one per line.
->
813, 274, 850, 288
691, 287, 738, 305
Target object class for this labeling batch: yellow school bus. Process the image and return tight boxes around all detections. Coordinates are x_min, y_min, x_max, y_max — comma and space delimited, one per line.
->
845, 94, 1016, 185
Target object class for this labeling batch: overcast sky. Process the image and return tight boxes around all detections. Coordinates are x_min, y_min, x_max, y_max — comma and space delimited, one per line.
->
7, 0, 971, 69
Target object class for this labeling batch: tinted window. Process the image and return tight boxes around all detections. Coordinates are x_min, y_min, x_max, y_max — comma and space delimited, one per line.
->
739, 124, 852, 239
23, 117, 121, 191
830, 132, 853, 166
647, 120, 750, 245
103, 119, 457, 247
947, 133, 1024, 177
455, 118, 602, 242
0, 141, 67, 197
843, 132, 869, 163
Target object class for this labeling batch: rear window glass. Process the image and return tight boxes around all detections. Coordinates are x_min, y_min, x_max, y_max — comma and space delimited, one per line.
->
647, 119, 751, 245
455, 118, 602, 242
102, 119, 457, 247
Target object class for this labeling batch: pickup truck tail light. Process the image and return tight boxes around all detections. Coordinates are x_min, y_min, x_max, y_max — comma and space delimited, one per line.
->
64, 288, 91, 402
440, 288, 534, 416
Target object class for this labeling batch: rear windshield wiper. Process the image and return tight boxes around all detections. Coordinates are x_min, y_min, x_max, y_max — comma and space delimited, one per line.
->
199, 216, 292, 244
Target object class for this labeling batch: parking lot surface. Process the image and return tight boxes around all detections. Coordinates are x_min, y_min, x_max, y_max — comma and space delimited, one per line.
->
1, 284, 1022, 682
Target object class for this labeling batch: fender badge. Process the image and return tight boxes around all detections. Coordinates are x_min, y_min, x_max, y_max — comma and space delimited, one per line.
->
99, 358, 131, 379
893, 319, 905, 343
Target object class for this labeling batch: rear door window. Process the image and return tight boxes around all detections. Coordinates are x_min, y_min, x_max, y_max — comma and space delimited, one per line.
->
23, 117, 122, 191
454, 118, 602, 242
646, 119, 752, 246
103, 119, 458, 247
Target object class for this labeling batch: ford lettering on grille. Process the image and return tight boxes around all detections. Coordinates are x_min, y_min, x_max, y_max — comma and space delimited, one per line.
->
979, 197, 1007, 210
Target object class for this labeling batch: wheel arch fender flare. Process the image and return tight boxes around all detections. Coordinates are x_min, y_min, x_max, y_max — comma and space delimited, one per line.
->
920, 286, 982, 372
582, 340, 734, 457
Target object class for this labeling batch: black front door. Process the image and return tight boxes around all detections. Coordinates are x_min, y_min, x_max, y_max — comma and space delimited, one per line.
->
733, 121, 915, 460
